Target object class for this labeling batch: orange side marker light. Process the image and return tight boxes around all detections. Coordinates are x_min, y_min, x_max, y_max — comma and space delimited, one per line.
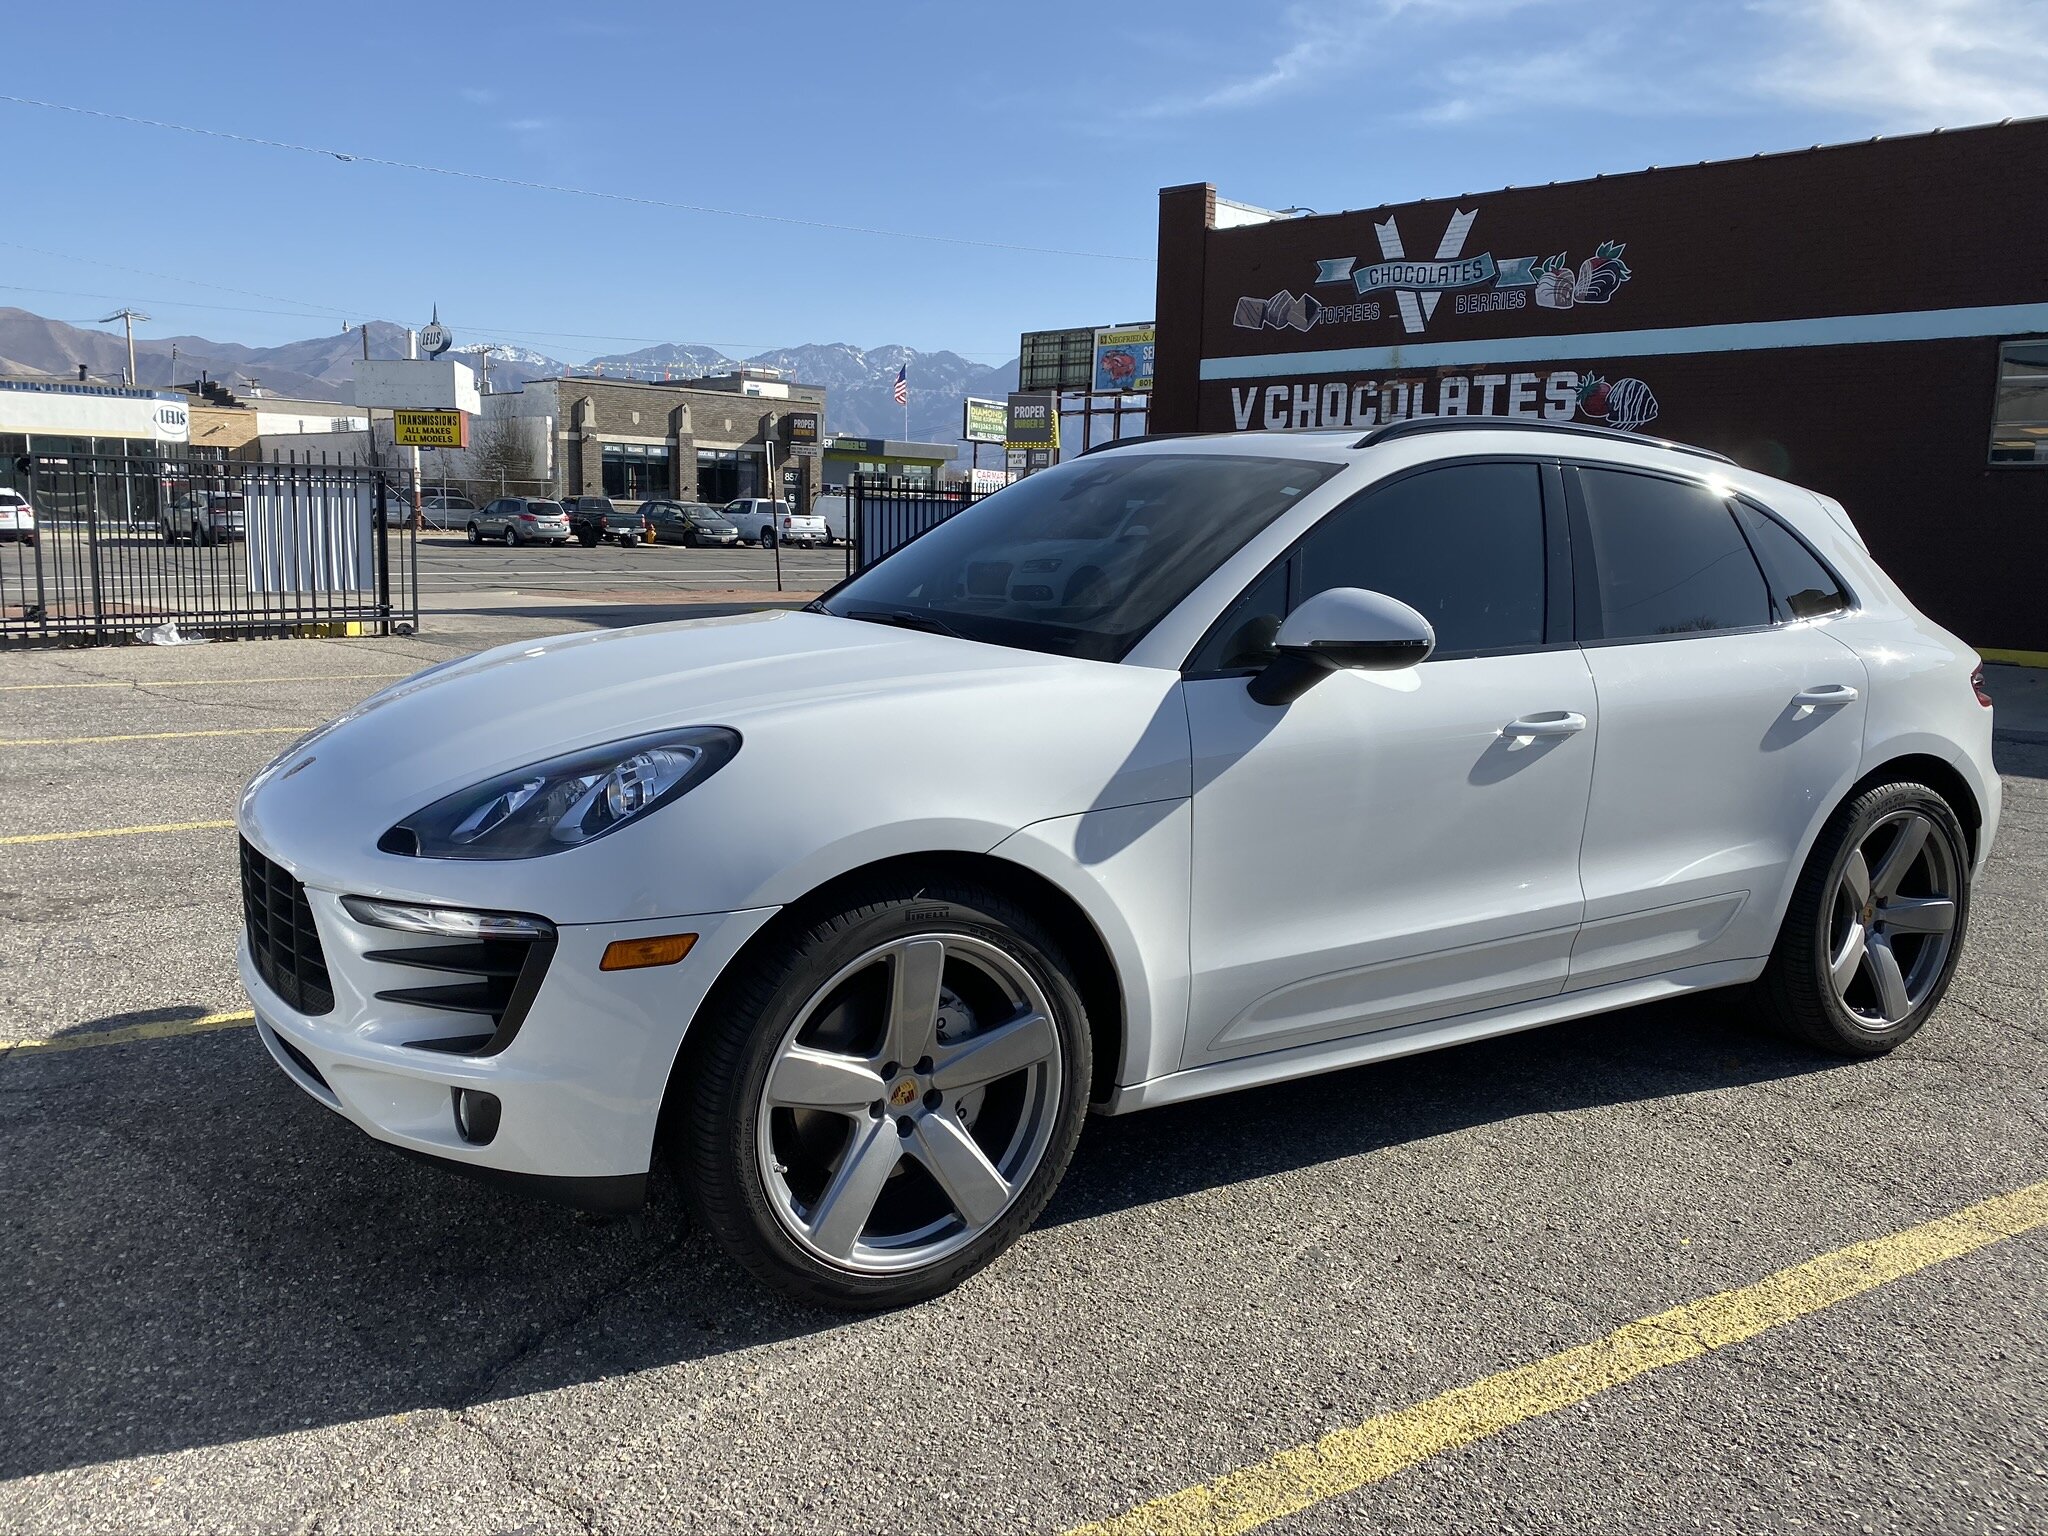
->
599, 933, 698, 971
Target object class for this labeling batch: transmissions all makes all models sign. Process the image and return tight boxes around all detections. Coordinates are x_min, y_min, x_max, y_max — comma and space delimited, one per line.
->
392, 409, 468, 448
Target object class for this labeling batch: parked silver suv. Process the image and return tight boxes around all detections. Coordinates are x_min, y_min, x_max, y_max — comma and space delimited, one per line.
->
470, 498, 570, 546
165, 491, 247, 546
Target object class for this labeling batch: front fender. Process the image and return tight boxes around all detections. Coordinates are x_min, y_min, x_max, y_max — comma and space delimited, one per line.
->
991, 799, 1193, 1099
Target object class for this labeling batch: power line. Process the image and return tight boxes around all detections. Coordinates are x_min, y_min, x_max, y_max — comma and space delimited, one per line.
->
1, 94, 1153, 264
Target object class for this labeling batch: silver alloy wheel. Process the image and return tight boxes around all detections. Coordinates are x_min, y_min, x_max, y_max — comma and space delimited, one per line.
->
755, 933, 1063, 1275
1827, 809, 1960, 1029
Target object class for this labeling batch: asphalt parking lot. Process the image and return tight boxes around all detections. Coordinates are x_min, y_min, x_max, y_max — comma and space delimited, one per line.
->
1, 615, 2044, 1535
410, 530, 850, 603
3, 524, 849, 622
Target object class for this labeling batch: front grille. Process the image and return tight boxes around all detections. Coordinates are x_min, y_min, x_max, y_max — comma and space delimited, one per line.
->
240, 838, 336, 1016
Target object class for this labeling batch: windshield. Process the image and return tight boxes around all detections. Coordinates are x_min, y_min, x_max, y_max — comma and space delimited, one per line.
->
819, 452, 1340, 662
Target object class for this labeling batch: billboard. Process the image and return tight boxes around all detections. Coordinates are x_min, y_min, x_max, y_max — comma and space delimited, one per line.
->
1092, 324, 1155, 393
1018, 328, 1097, 393
962, 397, 1007, 443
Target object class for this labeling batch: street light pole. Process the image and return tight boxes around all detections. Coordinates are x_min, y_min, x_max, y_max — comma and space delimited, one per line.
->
98, 308, 151, 385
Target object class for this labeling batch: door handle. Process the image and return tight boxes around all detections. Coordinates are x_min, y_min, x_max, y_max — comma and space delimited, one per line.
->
1793, 684, 1859, 707
1502, 711, 1588, 739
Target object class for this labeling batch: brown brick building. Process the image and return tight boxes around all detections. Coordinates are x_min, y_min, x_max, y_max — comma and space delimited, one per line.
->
483, 373, 827, 507
1149, 120, 2048, 656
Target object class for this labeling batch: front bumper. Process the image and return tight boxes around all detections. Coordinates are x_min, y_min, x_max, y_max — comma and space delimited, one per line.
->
241, 879, 777, 1193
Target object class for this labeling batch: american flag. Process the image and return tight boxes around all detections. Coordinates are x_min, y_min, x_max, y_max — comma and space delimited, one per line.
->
892, 364, 908, 406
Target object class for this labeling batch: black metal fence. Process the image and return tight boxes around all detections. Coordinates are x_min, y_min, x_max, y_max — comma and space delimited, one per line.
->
850, 476, 988, 571
1, 451, 419, 646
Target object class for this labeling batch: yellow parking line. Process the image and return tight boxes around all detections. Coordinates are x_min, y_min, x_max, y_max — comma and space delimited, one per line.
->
0, 818, 235, 846
0, 672, 406, 692
0, 726, 306, 747
1061, 1179, 2048, 1536
0, 1009, 256, 1056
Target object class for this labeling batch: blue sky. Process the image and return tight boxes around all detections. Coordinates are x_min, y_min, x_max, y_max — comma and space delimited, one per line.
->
3, 0, 2043, 365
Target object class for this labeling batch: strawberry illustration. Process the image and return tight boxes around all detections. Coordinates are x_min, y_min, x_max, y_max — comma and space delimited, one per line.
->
1576, 373, 1658, 430
1573, 240, 1633, 304
1531, 253, 1574, 309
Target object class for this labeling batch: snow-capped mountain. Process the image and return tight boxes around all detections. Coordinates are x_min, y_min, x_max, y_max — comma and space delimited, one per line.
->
0, 308, 1020, 459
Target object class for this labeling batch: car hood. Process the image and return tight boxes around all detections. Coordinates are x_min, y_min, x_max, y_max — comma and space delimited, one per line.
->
239, 610, 1191, 919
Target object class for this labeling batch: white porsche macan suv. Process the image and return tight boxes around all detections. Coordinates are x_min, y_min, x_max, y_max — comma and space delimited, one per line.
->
238, 420, 1999, 1308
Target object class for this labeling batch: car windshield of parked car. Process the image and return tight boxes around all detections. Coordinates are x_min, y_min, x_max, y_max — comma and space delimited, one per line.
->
819, 452, 1341, 662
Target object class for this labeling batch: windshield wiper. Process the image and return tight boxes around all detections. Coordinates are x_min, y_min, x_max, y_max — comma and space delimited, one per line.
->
842, 606, 964, 639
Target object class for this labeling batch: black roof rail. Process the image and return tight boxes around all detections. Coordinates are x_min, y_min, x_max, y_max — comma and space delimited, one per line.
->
1079, 432, 1205, 456
1353, 416, 1736, 465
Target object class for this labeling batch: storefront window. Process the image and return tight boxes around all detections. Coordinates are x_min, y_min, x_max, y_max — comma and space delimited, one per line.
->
1990, 339, 2048, 465
695, 448, 763, 503
601, 442, 671, 499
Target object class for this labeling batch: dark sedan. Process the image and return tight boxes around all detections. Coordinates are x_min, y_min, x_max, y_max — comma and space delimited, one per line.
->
644, 500, 741, 547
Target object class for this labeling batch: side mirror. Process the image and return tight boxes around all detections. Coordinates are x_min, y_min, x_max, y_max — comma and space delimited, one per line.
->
1247, 587, 1436, 706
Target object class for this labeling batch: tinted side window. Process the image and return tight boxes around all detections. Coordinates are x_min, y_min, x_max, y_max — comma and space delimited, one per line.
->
1733, 502, 1850, 619
1297, 463, 1546, 655
1575, 468, 1770, 640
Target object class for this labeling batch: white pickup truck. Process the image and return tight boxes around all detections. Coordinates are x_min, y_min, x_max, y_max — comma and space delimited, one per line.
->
722, 498, 827, 549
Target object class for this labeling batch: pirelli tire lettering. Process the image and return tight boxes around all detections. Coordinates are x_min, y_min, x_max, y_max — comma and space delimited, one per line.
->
1225, 369, 1660, 435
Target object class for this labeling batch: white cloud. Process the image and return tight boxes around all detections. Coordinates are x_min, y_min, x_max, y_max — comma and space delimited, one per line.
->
1751, 0, 2048, 125
1145, 0, 2048, 129
1143, 0, 1542, 117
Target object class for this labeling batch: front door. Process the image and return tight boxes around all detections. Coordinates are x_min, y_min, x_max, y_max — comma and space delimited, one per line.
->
1562, 464, 1869, 987
1182, 461, 1598, 1067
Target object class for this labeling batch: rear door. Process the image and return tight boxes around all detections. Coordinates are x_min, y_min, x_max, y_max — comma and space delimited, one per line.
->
1564, 463, 1867, 988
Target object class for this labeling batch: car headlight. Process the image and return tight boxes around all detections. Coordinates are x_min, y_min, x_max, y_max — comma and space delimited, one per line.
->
380, 727, 740, 860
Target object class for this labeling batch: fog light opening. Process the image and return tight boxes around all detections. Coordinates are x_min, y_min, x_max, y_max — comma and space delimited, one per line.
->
452, 1088, 502, 1145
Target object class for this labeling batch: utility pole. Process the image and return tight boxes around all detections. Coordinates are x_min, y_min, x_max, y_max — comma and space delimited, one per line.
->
99, 308, 151, 385
406, 326, 424, 528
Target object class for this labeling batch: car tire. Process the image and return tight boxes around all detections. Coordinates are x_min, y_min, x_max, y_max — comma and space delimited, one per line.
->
674, 874, 1093, 1311
579, 533, 599, 548
760, 527, 777, 550
466, 524, 480, 544
1746, 778, 1971, 1057
504, 529, 520, 547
